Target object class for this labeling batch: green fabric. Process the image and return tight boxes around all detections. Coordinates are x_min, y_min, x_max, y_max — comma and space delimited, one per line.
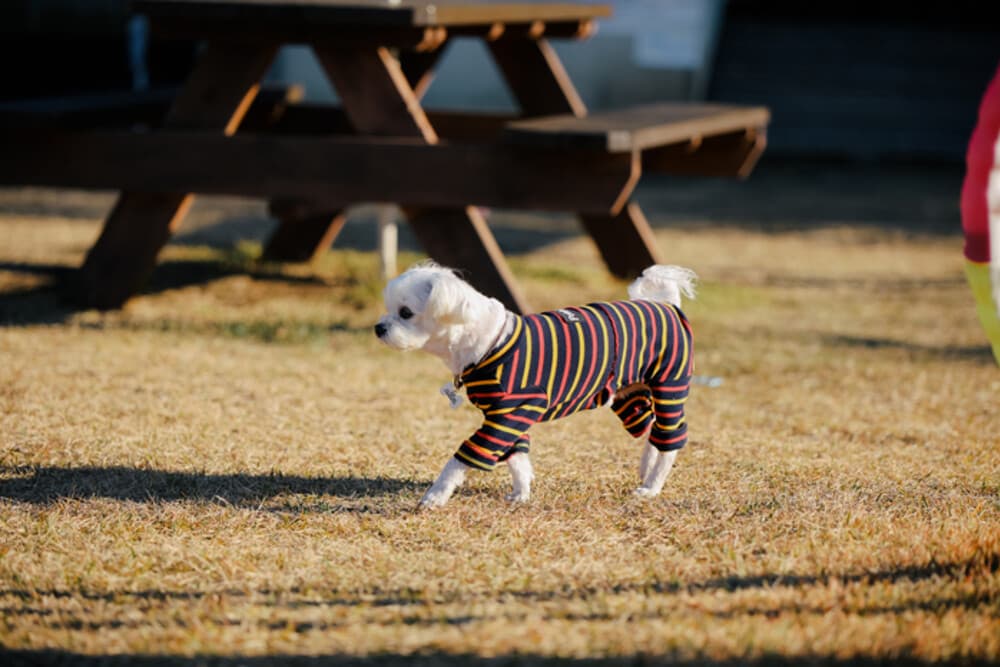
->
965, 260, 1000, 365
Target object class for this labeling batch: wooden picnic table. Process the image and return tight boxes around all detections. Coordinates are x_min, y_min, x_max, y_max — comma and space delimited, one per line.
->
0, 0, 769, 313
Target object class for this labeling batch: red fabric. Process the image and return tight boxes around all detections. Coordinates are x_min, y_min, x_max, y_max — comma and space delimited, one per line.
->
962, 62, 1000, 263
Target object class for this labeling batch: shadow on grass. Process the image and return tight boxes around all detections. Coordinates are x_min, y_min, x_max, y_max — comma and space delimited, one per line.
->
0, 283, 351, 344
1, 547, 993, 609
2, 550, 995, 665
3, 648, 999, 667
0, 262, 79, 325
2, 547, 992, 602
0, 259, 346, 339
174, 212, 580, 256
821, 333, 995, 362
0, 465, 422, 509
0, 213, 578, 329
144, 258, 327, 292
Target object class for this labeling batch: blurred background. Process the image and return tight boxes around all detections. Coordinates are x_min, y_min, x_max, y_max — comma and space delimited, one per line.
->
2, 0, 997, 162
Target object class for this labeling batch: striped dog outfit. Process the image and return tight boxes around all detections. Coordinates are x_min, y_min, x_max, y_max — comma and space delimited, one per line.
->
454, 300, 694, 471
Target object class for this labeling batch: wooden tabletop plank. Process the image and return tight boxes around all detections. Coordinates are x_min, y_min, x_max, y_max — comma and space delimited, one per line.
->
504, 103, 771, 153
134, 0, 611, 28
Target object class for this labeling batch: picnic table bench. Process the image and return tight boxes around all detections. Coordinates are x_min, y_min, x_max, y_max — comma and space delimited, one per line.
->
0, 0, 769, 314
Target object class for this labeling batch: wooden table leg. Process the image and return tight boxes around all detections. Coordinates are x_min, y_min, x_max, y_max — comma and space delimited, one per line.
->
267, 43, 530, 312
579, 202, 664, 278
263, 45, 435, 264
264, 203, 348, 263
404, 206, 529, 313
77, 42, 277, 309
488, 36, 586, 117
261, 47, 447, 264
398, 49, 445, 101
489, 36, 661, 278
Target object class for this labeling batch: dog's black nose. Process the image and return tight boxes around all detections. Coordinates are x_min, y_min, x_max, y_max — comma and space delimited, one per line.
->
374, 322, 387, 338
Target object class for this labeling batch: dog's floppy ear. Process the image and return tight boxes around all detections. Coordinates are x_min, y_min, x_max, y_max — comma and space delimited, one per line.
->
425, 270, 473, 324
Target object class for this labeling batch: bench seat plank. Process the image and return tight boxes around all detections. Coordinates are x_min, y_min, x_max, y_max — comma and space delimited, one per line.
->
503, 102, 770, 153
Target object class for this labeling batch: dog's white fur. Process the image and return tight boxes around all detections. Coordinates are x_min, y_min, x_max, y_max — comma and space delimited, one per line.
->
375, 262, 696, 508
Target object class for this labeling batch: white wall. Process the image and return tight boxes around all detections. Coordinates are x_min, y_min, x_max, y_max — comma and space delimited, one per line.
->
264, 0, 725, 111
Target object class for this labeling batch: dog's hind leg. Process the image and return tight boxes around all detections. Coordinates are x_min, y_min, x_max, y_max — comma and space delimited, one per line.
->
611, 385, 657, 486
634, 379, 687, 498
638, 439, 658, 481
506, 452, 533, 503
635, 447, 678, 498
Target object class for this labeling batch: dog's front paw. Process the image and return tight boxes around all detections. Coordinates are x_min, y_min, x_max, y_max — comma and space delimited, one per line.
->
417, 458, 467, 510
505, 490, 530, 504
633, 486, 660, 500
418, 487, 451, 510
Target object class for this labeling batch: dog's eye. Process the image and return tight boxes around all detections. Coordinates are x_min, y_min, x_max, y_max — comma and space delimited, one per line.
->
399, 306, 414, 320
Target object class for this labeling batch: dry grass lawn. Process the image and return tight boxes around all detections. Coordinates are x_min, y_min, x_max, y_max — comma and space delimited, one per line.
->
0, 175, 998, 665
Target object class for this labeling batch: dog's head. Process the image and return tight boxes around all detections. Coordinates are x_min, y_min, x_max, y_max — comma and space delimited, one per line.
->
374, 262, 499, 355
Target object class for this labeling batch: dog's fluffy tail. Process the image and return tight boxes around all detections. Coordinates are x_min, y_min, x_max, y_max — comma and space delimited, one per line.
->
627, 265, 697, 307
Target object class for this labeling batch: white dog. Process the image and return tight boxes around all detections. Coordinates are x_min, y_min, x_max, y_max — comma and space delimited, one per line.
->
375, 262, 696, 508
